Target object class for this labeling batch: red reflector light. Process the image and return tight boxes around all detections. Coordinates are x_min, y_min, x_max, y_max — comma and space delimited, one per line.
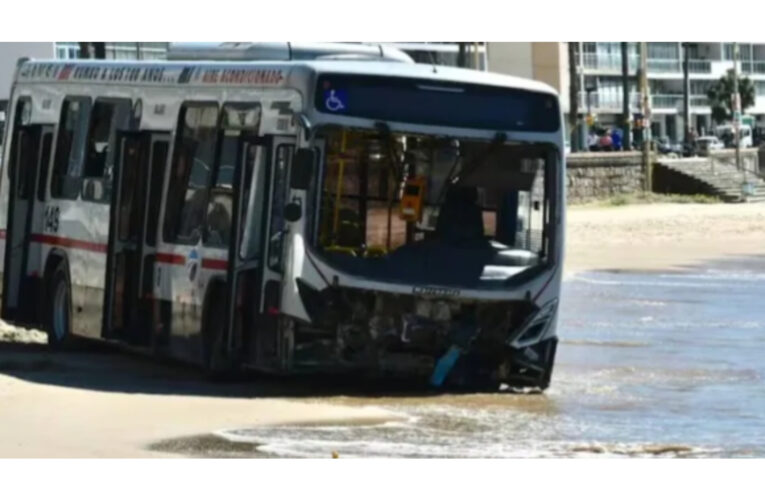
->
267, 306, 280, 316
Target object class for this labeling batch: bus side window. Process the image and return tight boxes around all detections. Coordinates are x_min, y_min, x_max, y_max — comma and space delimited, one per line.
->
51, 97, 92, 200
81, 99, 131, 203
163, 103, 218, 245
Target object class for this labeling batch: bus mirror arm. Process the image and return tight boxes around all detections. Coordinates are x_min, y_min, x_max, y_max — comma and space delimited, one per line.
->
296, 113, 312, 141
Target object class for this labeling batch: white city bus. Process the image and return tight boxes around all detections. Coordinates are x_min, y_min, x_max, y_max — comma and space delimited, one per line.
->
0, 51, 565, 390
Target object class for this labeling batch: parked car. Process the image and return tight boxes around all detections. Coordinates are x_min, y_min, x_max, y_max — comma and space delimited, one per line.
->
695, 136, 724, 156
656, 137, 683, 156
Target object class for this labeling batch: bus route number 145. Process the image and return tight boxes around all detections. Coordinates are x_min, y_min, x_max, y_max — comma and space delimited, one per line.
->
44, 205, 60, 233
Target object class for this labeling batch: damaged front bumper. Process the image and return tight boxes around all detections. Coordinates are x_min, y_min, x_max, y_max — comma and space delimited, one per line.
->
291, 280, 559, 391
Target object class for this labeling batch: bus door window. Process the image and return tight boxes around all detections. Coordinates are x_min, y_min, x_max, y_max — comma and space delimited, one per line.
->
268, 145, 293, 271
163, 103, 218, 245
51, 97, 91, 200
82, 99, 131, 203
36, 131, 54, 202
204, 131, 235, 248
239, 143, 266, 261
203, 102, 261, 250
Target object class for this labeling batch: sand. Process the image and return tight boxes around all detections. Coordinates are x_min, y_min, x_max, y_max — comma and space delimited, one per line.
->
1, 201, 764, 457
565, 202, 765, 276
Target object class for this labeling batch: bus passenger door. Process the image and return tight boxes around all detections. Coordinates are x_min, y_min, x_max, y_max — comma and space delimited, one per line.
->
2, 123, 52, 324
256, 136, 295, 367
220, 137, 266, 365
103, 131, 169, 345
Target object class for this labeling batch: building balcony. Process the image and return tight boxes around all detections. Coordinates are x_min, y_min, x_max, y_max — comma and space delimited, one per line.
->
651, 94, 682, 108
578, 92, 711, 112
581, 53, 638, 72
691, 96, 710, 107
578, 91, 640, 111
688, 60, 712, 73
741, 61, 765, 74
581, 54, 715, 76
647, 59, 681, 73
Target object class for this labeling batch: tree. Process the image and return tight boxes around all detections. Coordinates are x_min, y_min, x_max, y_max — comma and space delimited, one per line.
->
707, 69, 755, 124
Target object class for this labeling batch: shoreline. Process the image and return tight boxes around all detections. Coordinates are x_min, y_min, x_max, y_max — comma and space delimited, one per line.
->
1, 201, 764, 457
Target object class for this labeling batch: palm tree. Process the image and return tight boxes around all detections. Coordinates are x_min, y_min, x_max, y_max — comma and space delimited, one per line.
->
707, 69, 755, 124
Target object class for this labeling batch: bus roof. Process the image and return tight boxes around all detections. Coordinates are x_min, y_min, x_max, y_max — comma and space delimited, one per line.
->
15, 58, 559, 97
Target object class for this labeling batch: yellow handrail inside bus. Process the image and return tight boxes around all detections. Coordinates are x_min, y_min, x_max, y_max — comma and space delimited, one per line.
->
331, 130, 348, 243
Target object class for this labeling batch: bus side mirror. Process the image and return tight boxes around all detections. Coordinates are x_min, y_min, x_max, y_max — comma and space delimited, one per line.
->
290, 148, 315, 190
284, 202, 302, 222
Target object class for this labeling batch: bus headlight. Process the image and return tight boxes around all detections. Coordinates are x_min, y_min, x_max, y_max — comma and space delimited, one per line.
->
507, 299, 558, 349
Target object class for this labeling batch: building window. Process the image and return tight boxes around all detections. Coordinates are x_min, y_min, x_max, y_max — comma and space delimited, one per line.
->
163, 103, 218, 244
52, 97, 91, 199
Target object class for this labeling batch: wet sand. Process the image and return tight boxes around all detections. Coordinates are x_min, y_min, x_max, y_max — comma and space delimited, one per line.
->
1, 202, 764, 457
0, 343, 403, 457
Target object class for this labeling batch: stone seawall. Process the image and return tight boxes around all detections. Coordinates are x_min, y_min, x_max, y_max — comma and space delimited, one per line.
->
565, 149, 762, 202
565, 152, 644, 202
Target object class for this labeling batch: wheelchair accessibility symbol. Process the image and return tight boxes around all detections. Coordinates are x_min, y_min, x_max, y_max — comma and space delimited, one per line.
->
324, 89, 347, 113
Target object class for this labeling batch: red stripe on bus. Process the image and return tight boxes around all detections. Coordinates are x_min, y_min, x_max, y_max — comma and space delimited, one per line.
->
0, 229, 6, 239
202, 258, 228, 270
30, 233, 107, 253
155, 253, 186, 265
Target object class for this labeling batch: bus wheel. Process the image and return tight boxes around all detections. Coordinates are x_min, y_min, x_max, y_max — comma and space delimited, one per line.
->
46, 262, 73, 349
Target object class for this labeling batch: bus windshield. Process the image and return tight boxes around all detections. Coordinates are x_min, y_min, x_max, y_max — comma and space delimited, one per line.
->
311, 127, 555, 288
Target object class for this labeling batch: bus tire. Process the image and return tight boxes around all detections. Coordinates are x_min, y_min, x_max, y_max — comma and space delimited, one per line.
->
45, 261, 73, 349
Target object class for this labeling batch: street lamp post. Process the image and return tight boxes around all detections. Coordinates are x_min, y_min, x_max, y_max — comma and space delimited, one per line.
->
733, 43, 742, 172
585, 83, 597, 150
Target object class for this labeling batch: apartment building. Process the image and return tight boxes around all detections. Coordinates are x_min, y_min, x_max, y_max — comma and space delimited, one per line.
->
577, 42, 765, 141
484, 42, 765, 142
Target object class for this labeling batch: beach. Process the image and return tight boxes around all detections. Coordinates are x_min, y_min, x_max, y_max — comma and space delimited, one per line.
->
1, 201, 764, 457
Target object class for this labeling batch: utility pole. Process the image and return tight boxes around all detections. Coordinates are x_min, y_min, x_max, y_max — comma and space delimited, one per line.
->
579, 44, 587, 151
621, 42, 631, 151
457, 43, 466, 69
640, 42, 652, 191
568, 42, 581, 152
682, 42, 691, 146
733, 42, 742, 172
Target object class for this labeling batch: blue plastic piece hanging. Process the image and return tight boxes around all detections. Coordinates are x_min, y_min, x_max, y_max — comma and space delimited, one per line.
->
430, 345, 461, 387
